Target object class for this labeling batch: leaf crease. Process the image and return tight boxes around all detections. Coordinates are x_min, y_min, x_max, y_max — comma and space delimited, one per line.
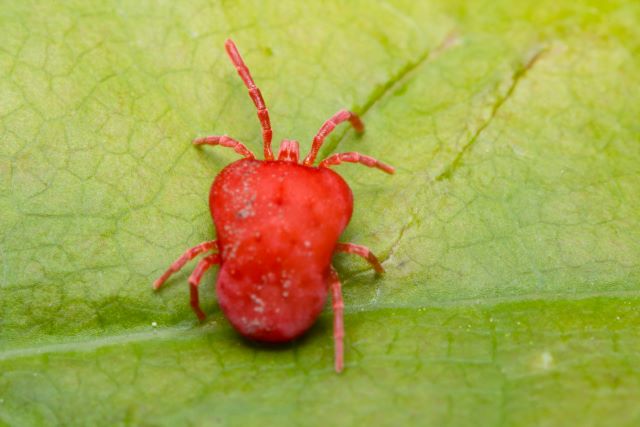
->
434, 46, 549, 181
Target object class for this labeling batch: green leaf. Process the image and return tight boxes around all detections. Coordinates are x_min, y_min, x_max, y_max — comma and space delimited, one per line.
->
2, 0, 639, 425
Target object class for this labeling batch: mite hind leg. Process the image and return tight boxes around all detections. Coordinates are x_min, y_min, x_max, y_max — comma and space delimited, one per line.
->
335, 242, 385, 274
329, 266, 345, 373
153, 240, 218, 290
188, 253, 221, 321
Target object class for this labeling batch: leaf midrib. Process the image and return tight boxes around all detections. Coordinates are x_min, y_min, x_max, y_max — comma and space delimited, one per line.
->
3, 292, 637, 362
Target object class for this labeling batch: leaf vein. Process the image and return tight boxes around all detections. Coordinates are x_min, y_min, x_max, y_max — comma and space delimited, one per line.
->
434, 46, 549, 181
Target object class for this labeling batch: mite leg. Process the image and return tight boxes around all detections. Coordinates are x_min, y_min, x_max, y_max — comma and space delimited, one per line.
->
224, 39, 274, 160
188, 253, 221, 321
303, 109, 364, 166
153, 240, 217, 290
319, 152, 395, 174
192, 135, 255, 159
329, 266, 345, 373
335, 242, 385, 274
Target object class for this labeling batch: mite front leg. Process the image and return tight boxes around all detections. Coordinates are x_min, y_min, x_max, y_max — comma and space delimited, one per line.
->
188, 253, 221, 321
303, 109, 364, 166
224, 39, 274, 160
328, 266, 345, 373
319, 152, 395, 174
153, 240, 218, 290
192, 135, 255, 159
335, 242, 385, 274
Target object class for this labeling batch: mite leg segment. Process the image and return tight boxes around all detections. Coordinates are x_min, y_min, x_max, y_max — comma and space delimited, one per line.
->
319, 152, 395, 174
329, 266, 345, 373
335, 242, 385, 274
153, 240, 218, 290
192, 135, 255, 159
188, 253, 221, 321
303, 109, 364, 166
224, 39, 274, 160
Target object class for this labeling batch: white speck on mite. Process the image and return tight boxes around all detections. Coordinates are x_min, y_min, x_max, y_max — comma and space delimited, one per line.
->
250, 293, 265, 313
151, 321, 158, 327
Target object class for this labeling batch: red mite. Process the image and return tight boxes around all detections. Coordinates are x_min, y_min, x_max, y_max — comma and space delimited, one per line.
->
154, 39, 394, 372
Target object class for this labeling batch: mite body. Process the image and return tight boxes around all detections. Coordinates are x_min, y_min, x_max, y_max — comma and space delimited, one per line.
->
154, 39, 393, 372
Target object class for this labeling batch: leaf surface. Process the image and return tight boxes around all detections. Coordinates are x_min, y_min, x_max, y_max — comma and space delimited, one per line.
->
1, 1, 639, 425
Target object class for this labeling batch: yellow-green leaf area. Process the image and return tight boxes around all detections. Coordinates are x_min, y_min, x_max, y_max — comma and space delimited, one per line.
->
1, 0, 639, 425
